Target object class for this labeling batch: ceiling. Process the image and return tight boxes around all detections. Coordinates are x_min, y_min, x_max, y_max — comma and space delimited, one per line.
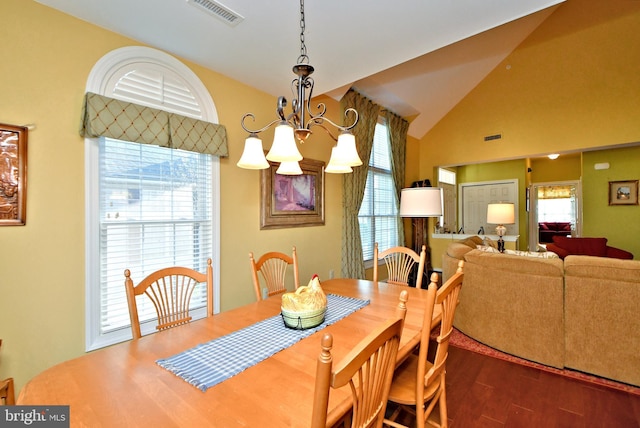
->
36, 0, 564, 139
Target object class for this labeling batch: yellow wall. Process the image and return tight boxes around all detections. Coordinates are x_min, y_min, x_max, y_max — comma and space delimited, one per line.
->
421, 0, 640, 172
0, 0, 343, 393
422, 0, 640, 257
582, 145, 640, 256
530, 155, 581, 183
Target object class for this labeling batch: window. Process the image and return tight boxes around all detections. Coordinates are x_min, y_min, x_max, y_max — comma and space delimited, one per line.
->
84, 47, 221, 350
358, 120, 399, 262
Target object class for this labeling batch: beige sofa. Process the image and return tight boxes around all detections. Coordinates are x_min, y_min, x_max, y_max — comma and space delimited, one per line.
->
443, 236, 640, 387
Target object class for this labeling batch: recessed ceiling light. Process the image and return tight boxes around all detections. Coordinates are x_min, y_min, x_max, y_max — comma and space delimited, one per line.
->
548, 153, 559, 160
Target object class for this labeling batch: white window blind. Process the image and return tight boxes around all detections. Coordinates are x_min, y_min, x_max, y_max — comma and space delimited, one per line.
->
85, 47, 220, 350
358, 121, 399, 262
98, 139, 212, 333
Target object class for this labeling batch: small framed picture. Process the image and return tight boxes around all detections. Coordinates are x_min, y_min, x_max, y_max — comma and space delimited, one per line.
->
608, 180, 639, 206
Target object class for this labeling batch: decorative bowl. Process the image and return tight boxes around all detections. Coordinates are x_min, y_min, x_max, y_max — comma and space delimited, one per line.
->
281, 306, 327, 330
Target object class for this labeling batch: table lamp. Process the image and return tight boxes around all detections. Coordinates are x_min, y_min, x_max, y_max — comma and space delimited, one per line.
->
486, 202, 515, 252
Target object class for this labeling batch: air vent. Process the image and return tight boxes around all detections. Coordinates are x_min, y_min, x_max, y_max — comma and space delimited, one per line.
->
187, 0, 244, 27
484, 133, 502, 142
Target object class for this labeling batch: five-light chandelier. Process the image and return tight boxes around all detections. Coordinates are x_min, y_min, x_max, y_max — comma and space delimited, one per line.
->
236, 0, 361, 175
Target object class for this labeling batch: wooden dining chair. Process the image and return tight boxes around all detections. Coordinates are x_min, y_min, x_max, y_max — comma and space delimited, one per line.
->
311, 290, 409, 428
384, 261, 464, 428
249, 246, 300, 301
373, 243, 427, 289
0, 339, 15, 406
124, 258, 214, 339
0, 377, 15, 405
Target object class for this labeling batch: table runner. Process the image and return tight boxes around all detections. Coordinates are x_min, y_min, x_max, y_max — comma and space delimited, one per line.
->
156, 294, 370, 391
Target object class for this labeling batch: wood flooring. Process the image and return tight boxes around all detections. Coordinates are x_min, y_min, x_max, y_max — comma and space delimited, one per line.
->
388, 345, 640, 427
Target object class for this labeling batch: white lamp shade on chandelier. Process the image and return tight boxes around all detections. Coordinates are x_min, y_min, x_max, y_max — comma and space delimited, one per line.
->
399, 187, 443, 217
236, 134, 269, 170
275, 160, 303, 175
265, 122, 303, 163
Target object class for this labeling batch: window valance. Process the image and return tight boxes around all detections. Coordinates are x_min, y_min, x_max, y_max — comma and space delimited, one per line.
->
79, 92, 228, 157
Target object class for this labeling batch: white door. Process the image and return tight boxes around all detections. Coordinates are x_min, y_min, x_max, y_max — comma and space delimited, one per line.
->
459, 180, 518, 236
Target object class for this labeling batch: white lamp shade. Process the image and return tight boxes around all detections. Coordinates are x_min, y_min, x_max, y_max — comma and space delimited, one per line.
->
399, 187, 443, 217
237, 135, 269, 169
275, 161, 303, 175
486, 203, 515, 224
326, 146, 353, 173
335, 131, 362, 166
266, 122, 303, 162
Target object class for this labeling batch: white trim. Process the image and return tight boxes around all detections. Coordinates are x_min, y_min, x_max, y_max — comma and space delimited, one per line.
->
84, 46, 221, 351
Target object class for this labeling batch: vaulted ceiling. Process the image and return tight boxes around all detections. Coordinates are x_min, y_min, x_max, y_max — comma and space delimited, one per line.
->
36, 0, 564, 139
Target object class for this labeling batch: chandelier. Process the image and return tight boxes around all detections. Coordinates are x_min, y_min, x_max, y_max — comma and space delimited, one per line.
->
236, 0, 361, 175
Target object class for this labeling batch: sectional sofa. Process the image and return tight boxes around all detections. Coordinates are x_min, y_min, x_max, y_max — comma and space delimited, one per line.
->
442, 236, 640, 387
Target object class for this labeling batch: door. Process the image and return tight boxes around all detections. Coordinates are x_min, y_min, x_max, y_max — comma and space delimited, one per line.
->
528, 180, 582, 251
459, 180, 519, 236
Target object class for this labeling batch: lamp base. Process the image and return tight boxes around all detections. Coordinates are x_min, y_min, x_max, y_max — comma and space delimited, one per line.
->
497, 237, 505, 253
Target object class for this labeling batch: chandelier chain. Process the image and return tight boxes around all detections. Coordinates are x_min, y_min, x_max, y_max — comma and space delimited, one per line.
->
298, 0, 308, 63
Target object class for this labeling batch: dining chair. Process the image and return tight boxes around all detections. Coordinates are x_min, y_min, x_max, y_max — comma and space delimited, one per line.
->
0, 377, 15, 405
311, 290, 409, 428
384, 261, 464, 428
124, 258, 214, 339
373, 243, 427, 289
249, 246, 300, 301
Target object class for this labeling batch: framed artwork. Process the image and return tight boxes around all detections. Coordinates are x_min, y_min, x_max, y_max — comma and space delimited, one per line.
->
0, 123, 28, 226
260, 158, 325, 229
608, 180, 638, 206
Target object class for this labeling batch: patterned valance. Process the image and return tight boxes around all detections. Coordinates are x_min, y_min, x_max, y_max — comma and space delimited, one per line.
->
79, 92, 228, 157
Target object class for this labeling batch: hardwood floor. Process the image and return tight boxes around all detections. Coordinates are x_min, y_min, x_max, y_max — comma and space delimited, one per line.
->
388, 346, 640, 427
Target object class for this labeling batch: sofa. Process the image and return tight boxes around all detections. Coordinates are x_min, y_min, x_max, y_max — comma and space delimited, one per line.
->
443, 236, 640, 387
546, 235, 634, 260
538, 221, 572, 243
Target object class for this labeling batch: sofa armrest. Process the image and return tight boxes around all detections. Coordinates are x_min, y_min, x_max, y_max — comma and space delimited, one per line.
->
546, 243, 569, 259
606, 246, 634, 259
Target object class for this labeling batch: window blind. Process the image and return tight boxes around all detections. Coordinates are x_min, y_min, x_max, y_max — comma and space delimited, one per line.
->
98, 139, 212, 333
358, 122, 399, 261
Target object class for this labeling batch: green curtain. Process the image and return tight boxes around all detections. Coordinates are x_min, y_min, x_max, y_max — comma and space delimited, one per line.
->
384, 109, 409, 246
340, 89, 381, 278
79, 92, 228, 157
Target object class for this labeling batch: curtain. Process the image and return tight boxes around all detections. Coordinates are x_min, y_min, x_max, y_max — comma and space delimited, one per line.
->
384, 109, 409, 246
79, 92, 228, 157
340, 89, 381, 278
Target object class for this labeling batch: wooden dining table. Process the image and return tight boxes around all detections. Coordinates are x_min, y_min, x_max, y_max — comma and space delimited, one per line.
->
18, 279, 439, 427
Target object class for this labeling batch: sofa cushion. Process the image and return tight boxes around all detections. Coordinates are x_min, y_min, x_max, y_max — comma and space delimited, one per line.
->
503, 249, 560, 259
564, 255, 640, 282
552, 236, 608, 257
464, 249, 564, 277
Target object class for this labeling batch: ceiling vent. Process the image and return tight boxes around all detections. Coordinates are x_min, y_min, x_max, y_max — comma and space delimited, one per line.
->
187, 0, 244, 27
484, 133, 503, 142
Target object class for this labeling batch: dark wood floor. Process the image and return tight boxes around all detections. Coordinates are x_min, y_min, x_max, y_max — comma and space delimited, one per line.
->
390, 345, 640, 427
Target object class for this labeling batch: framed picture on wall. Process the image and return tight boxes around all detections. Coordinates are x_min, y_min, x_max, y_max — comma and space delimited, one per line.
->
608, 180, 639, 206
260, 157, 325, 229
0, 123, 28, 226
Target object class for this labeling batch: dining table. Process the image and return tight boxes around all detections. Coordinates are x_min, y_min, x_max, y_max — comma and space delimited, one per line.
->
18, 278, 439, 427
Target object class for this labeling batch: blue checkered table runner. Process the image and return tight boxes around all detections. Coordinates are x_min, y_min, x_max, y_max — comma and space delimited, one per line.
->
156, 294, 370, 391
